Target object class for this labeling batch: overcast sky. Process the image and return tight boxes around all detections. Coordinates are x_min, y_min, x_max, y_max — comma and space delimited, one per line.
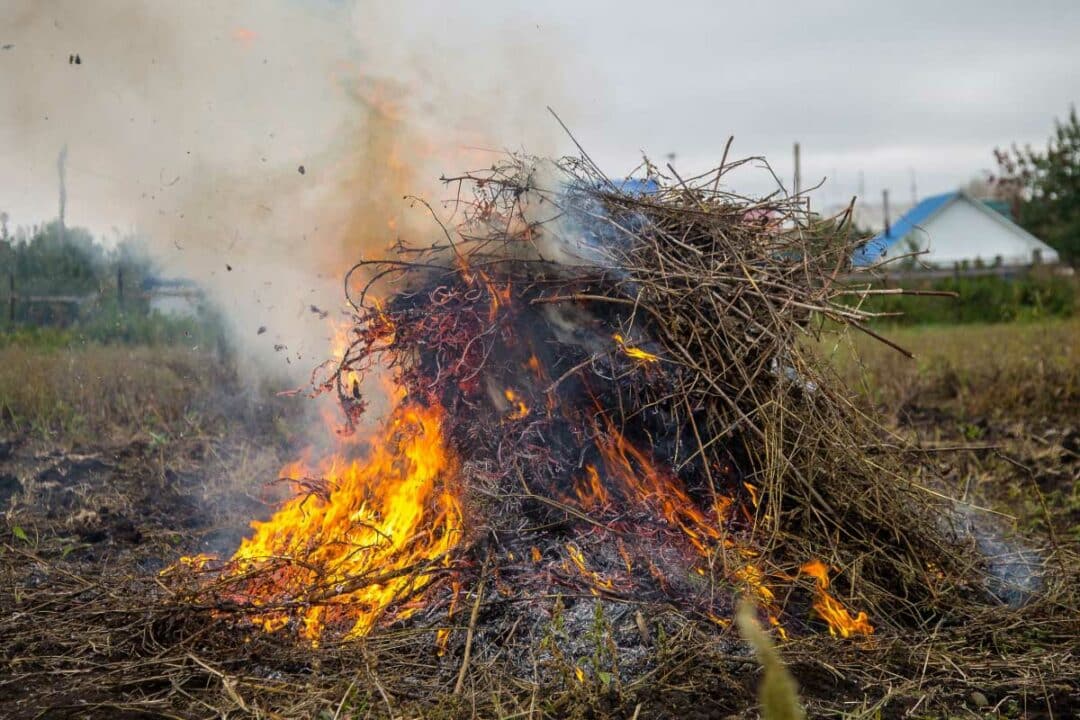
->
542, 0, 1080, 208
3, 0, 1079, 234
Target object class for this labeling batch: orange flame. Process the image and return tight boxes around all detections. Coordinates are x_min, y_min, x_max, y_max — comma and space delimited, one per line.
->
231, 28, 258, 46
503, 389, 530, 420
224, 403, 463, 641
573, 464, 610, 510
475, 271, 513, 323
593, 417, 727, 557
576, 415, 794, 633
799, 560, 874, 638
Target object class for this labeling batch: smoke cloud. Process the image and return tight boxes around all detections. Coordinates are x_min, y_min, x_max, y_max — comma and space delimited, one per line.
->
1, 0, 569, 379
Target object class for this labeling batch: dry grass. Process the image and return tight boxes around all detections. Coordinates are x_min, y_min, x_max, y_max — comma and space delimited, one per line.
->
0, 344, 218, 443
2, 172, 1078, 718
819, 317, 1080, 422
1, 324, 1077, 718
0, 343, 303, 450
819, 318, 1080, 543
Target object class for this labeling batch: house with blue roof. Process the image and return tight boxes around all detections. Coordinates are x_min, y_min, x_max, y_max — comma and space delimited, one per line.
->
853, 191, 1060, 268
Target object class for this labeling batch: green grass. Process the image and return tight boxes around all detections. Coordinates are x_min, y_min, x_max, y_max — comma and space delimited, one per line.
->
0, 302, 228, 350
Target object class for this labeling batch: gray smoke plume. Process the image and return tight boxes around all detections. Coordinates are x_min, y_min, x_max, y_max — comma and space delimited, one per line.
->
1, 0, 569, 382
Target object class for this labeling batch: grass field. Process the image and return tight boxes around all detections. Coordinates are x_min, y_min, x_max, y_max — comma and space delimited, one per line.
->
0, 341, 301, 447
3, 323, 1075, 567
818, 318, 1079, 541
821, 317, 1079, 422
1, 321, 1077, 717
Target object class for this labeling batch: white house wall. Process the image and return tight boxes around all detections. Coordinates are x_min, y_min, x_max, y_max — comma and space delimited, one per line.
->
888, 199, 1059, 267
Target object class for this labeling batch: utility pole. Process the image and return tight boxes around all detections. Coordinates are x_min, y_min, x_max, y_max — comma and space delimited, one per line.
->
882, 189, 891, 238
793, 142, 801, 196
57, 144, 68, 244
909, 168, 918, 206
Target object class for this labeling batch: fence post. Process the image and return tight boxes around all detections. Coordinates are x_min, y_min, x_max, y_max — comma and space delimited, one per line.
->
7, 273, 13, 324
953, 262, 961, 323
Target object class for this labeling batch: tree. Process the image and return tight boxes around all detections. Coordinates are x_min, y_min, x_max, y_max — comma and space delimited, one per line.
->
993, 106, 1080, 265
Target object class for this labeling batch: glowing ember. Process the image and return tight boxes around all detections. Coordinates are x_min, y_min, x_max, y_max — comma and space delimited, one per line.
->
435, 578, 462, 656
525, 354, 544, 379
800, 560, 874, 638
564, 543, 615, 594
220, 402, 463, 641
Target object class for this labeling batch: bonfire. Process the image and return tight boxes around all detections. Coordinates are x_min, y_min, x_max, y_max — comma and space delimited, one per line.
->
145, 149, 1078, 716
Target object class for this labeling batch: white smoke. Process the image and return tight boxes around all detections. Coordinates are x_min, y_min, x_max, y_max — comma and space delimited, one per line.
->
1, 0, 570, 381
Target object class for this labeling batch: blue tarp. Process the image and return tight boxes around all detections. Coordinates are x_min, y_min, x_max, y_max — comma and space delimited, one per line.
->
609, 178, 660, 195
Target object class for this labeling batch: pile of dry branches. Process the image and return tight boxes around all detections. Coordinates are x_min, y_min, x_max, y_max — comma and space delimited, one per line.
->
332, 151, 986, 624
2, 147, 1076, 718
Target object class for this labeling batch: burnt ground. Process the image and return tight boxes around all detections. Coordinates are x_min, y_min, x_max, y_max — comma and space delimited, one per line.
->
0, 421, 762, 720
0, 434, 267, 578
1, 336, 1078, 719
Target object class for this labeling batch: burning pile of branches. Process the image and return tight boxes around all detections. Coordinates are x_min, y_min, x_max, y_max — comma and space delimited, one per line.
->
152, 150, 1078, 714
188, 151, 995, 636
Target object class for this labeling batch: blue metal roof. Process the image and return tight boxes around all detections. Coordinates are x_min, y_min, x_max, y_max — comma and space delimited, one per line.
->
852, 191, 957, 266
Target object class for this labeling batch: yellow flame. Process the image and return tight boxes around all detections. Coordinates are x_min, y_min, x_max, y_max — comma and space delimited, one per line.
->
613, 333, 659, 363
163, 552, 216, 575
503, 389, 530, 420
222, 403, 463, 641
564, 543, 614, 593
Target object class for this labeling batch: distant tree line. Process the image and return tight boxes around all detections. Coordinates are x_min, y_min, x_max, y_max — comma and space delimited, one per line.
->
851, 272, 1075, 326
0, 219, 153, 296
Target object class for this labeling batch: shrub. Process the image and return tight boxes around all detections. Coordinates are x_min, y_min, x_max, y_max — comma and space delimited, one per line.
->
852, 272, 1076, 325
